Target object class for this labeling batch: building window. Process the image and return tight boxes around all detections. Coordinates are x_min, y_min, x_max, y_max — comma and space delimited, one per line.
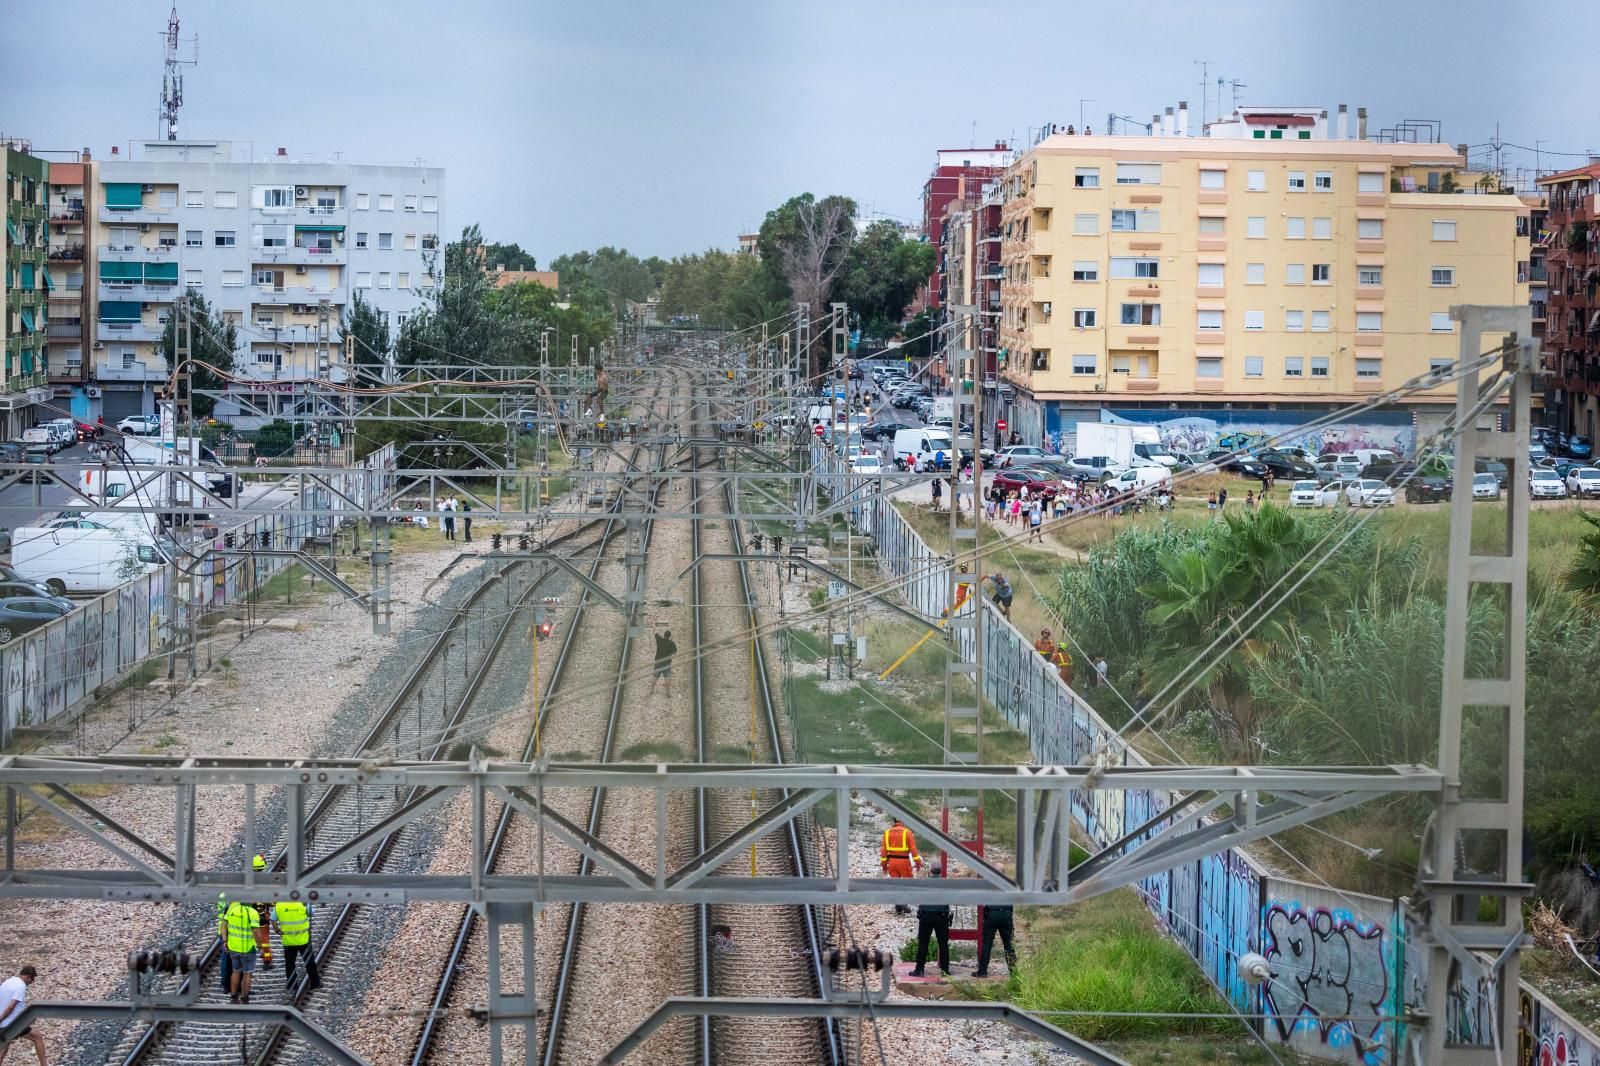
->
421, 195, 437, 212
1244, 356, 1264, 377
404, 194, 418, 212
1247, 170, 1266, 192
1109, 257, 1159, 279
1358, 218, 1384, 239
1197, 262, 1224, 286
1287, 171, 1306, 191
1198, 216, 1225, 235
1312, 310, 1330, 331
1031, 349, 1050, 371
253, 268, 276, 286
1115, 162, 1161, 185
378, 232, 393, 250
1286, 217, 1306, 239
1196, 357, 1223, 378
1072, 308, 1097, 328
1286, 310, 1304, 331
1358, 266, 1383, 286
184, 268, 202, 286
1356, 358, 1381, 378
185, 230, 203, 247
1071, 354, 1097, 375
1357, 311, 1383, 332
255, 224, 288, 249
1431, 266, 1456, 287
404, 233, 418, 251
1431, 220, 1457, 241
1429, 358, 1452, 377
1314, 172, 1333, 192
356, 192, 370, 210
1197, 309, 1223, 331
211, 190, 236, 209
158, 189, 177, 208
1311, 356, 1329, 378
1312, 217, 1332, 239
378, 193, 394, 211
1111, 209, 1159, 232
1284, 357, 1304, 377
256, 186, 294, 210
356, 272, 372, 288
1072, 260, 1098, 281
1286, 263, 1306, 285
1430, 311, 1454, 332
1247, 216, 1266, 238
1244, 310, 1265, 330
214, 230, 236, 247
1120, 303, 1161, 325
1074, 167, 1099, 188
355, 231, 368, 249
1199, 169, 1225, 190
1357, 172, 1385, 193
1312, 264, 1331, 284
1246, 263, 1265, 285
421, 234, 439, 251
1111, 355, 1131, 373
378, 272, 392, 288
185, 190, 204, 208
397, 272, 409, 287
1073, 213, 1099, 235
222, 269, 243, 287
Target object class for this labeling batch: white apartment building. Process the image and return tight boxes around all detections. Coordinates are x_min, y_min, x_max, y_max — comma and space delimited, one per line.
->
94, 140, 444, 425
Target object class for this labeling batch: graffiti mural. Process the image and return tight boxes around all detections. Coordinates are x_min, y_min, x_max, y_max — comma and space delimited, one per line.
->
1095, 407, 1418, 458
1262, 902, 1399, 1065
1201, 850, 1262, 1015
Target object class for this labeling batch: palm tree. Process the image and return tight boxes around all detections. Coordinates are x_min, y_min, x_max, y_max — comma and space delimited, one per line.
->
1565, 511, 1600, 613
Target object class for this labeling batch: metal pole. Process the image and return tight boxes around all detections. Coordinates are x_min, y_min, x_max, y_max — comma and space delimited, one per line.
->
1413, 306, 1533, 1065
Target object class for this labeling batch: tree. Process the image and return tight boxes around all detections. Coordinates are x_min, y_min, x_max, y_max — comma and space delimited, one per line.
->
1564, 511, 1600, 612
837, 220, 936, 338
158, 288, 237, 419
549, 247, 658, 314
340, 289, 391, 372
396, 224, 517, 365
484, 241, 539, 271
758, 194, 857, 374
486, 280, 611, 366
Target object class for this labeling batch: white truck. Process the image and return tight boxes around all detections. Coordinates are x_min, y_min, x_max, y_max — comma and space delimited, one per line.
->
11, 519, 169, 594
930, 396, 955, 422
1073, 423, 1169, 468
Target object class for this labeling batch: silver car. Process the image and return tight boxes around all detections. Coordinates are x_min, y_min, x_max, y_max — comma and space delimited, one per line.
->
1345, 479, 1395, 507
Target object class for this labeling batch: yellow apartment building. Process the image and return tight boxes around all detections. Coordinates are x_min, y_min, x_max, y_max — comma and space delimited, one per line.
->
993, 107, 1529, 456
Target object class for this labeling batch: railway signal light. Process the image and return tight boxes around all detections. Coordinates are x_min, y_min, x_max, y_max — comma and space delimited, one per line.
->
223, 532, 236, 549
491, 532, 503, 551
535, 607, 553, 641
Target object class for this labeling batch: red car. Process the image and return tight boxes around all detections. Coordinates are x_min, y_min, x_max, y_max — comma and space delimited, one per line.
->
992, 468, 1066, 499
75, 420, 103, 442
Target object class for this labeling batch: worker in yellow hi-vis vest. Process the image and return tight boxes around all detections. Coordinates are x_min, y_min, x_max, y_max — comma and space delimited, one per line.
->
880, 818, 922, 914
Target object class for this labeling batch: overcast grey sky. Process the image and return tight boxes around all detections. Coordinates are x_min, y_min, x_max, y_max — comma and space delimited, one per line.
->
5, 0, 1597, 261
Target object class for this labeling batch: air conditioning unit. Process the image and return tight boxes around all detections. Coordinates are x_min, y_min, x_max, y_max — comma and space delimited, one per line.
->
138, 223, 150, 233
1042, 302, 1052, 315
291, 304, 306, 314
141, 303, 151, 311
92, 341, 104, 350
1094, 383, 1107, 392
295, 266, 307, 274
141, 184, 155, 193
295, 186, 309, 199
87, 387, 102, 398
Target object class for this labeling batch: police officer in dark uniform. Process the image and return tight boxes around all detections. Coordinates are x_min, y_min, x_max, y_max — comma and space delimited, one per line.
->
975, 898, 1017, 977
909, 865, 952, 978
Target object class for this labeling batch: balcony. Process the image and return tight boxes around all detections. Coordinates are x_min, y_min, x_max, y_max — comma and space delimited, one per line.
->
97, 205, 178, 225
97, 281, 180, 304
47, 245, 85, 262
95, 360, 163, 383
46, 323, 82, 341
48, 208, 85, 225
1531, 264, 1548, 283
253, 244, 347, 266
100, 243, 177, 261
97, 320, 163, 343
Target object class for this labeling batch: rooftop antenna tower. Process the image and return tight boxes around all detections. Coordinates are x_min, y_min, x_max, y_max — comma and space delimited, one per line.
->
159, 5, 198, 141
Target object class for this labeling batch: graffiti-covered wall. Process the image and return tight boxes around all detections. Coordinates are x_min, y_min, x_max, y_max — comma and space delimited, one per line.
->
1097, 406, 1419, 458
817, 452, 1600, 1065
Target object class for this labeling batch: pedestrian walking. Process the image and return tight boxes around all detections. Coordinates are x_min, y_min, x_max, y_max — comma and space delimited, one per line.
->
1218, 487, 1228, 509
909, 866, 952, 978
880, 817, 922, 914
649, 628, 677, 696
461, 501, 473, 543
1007, 492, 1021, 526
0, 965, 44, 1066
1094, 654, 1109, 688
273, 899, 322, 990
1027, 497, 1044, 542
1245, 490, 1256, 510
221, 896, 262, 1003
930, 475, 942, 511
440, 498, 455, 542
974, 901, 1017, 978
216, 891, 233, 994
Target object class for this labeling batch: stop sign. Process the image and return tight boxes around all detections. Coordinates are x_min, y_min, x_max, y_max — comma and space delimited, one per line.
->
996, 419, 1008, 434
813, 423, 825, 438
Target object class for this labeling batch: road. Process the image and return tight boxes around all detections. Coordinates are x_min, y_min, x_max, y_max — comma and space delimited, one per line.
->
0, 442, 94, 536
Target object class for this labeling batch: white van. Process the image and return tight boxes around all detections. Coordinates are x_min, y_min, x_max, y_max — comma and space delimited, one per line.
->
20, 427, 58, 453
11, 521, 169, 594
1106, 466, 1173, 495
891, 428, 955, 471
1346, 449, 1400, 469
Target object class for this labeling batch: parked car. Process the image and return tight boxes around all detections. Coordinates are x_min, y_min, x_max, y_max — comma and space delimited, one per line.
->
860, 421, 909, 442
1209, 450, 1268, 479
1474, 459, 1509, 488
1289, 479, 1341, 508
849, 453, 883, 476
1471, 472, 1501, 500
1345, 479, 1395, 507
1404, 477, 1452, 504
1060, 455, 1121, 481
0, 597, 72, 644
1565, 435, 1593, 461
1567, 467, 1600, 498
1174, 451, 1218, 473
118, 414, 161, 436
995, 445, 1051, 469
1529, 468, 1568, 499
992, 468, 1066, 499
1105, 466, 1173, 496
1257, 449, 1316, 480
1316, 456, 1365, 482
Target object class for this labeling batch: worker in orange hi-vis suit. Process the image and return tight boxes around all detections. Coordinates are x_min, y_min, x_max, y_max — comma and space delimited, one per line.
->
881, 818, 922, 913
